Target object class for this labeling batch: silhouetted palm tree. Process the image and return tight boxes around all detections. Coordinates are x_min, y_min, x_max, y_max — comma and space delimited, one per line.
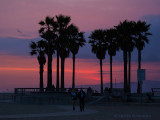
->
89, 29, 107, 94
38, 16, 56, 90
105, 28, 119, 91
124, 21, 135, 93
115, 20, 135, 93
51, 20, 60, 91
30, 40, 46, 92
55, 14, 72, 90
67, 24, 86, 89
134, 21, 152, 93
127, 39, 135, 93
56, 40, 60, 91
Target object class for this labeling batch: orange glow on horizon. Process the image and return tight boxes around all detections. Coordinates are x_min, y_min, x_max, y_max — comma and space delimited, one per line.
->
0, 55, 160, 92
0, 67, 39, 71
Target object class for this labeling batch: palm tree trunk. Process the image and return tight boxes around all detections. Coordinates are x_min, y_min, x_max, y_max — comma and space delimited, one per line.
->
40, 63, 44, 92
72, 54, 75, 89
47, 53, 52, 90
100, 59, 103, 94
56, 50, 59, 91
128, 51, 131, 93
137, 50, 141, 93
110, 55, 113, 90
47, 41, 53, 91
138, 50, 141, 69
123, 51, 128, 93
61, 56, 65, 90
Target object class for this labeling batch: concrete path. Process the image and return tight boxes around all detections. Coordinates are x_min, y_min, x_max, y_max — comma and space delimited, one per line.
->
0, 105, 98, 119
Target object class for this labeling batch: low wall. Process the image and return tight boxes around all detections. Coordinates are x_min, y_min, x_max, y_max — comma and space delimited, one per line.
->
15, 92, 73, 105
13, 91, 160, 105
0, 93, 15, 101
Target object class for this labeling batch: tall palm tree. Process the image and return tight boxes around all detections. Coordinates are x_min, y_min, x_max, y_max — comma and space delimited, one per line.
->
127, 39, 135, 93
30, 40, 46, 92
56, 40, 60, 91
38, 16, 56, 90
115, 20, 135, 93
134, 21, 152, 93
67, 24, 86, 89
89, 29, 107, 94
55, 14, 72, 90
105, 28, 119, 91
125, 21, 136, 93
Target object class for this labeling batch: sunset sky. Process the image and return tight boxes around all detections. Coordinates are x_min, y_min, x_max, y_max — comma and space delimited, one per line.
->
0, 0, 160, 92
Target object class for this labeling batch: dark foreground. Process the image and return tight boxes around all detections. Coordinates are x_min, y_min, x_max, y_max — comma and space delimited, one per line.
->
0, 102, 160, 120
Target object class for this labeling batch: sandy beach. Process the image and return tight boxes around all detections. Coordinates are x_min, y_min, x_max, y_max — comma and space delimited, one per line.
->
0, 102, 160, 120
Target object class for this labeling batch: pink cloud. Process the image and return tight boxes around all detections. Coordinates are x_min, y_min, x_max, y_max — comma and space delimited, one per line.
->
0, 0, 159, 38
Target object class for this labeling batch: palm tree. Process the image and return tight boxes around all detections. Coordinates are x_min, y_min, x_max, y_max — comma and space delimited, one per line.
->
124, 21, 135, 93
105, 28, 119, 91
89, 29, 107, 94
127, 39, 135, 93
55, 14, 72, 90
30, 40, 46, 92
55, 40, 60, 91
115, 20, 135, 93
134, 20, 152, 93
67, 24, 86, 89
38, 16, 56, 90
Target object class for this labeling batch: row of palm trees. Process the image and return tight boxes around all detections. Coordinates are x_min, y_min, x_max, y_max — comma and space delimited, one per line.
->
30, 14, 151, 94
30, 14, 85, 91
89, 20, 151, 94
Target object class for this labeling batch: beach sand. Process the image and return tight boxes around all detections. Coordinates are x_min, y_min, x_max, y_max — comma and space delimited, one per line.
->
0, 102, 160, 120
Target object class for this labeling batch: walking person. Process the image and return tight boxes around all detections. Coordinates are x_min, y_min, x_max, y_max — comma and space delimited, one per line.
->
78, 88, 86, 111
71, 88, 77, 111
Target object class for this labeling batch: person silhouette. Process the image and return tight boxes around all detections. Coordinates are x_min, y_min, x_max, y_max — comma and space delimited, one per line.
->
78, 88, 86, 111
71, 88, 77, 111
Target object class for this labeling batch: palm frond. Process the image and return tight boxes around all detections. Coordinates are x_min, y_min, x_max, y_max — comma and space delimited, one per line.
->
30, 50, 37, 55
30, 41, 37, 49
39, 28, 45, 33
39, 21, 45, 26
